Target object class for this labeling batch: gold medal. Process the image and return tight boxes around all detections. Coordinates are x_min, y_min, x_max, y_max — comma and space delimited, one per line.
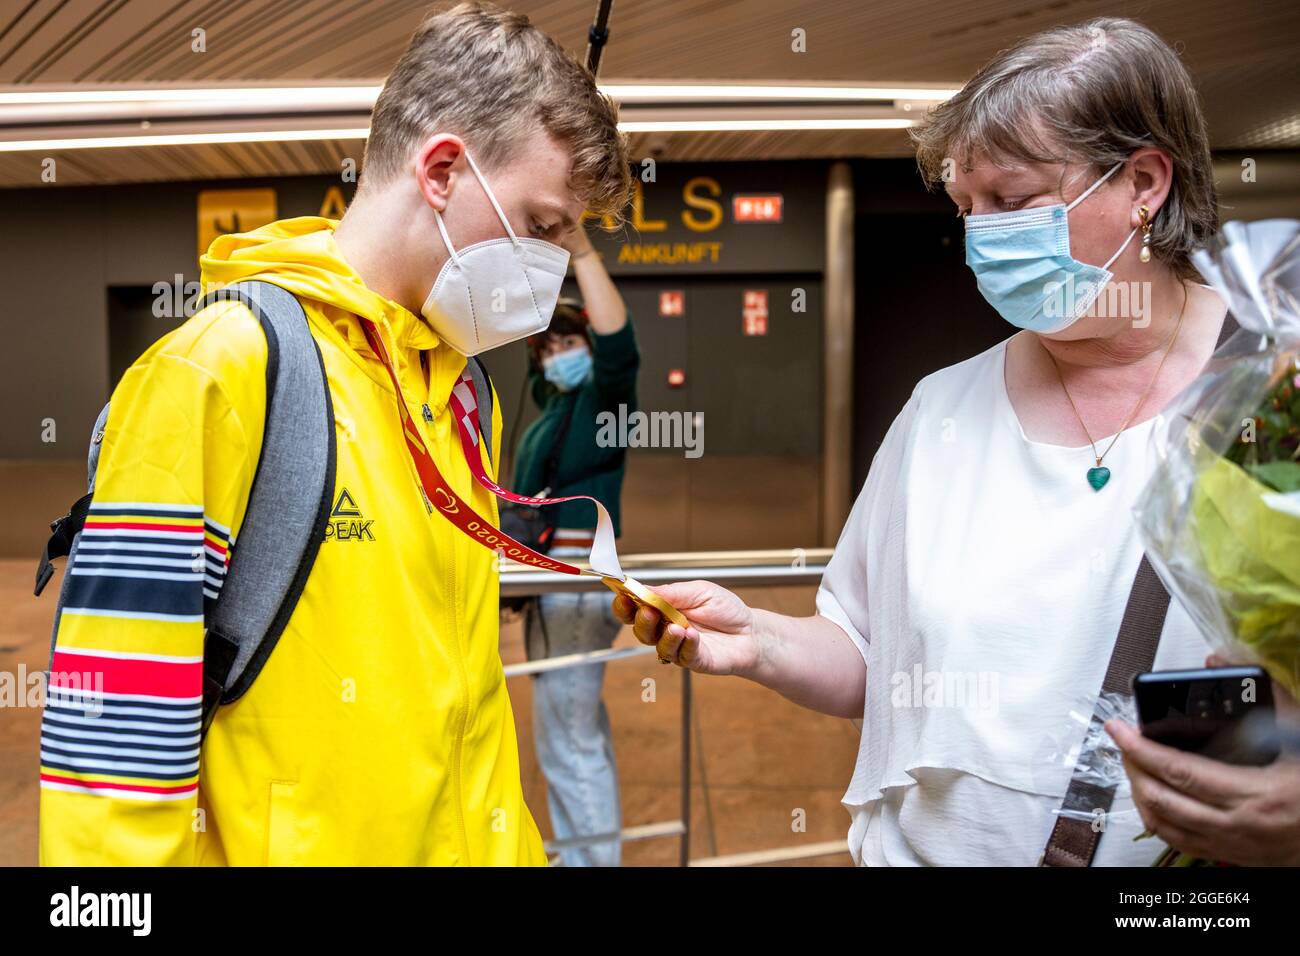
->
602, 575, 691, 629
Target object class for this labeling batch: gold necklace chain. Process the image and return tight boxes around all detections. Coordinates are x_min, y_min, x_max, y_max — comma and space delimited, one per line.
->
1046, 281, 1189, 467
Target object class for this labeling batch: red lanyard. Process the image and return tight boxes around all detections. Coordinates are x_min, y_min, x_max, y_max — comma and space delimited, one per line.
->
358, 317, 690, 629
358, 318, 617, 578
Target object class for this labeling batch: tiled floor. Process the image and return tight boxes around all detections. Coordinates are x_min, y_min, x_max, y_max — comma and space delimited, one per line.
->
1, 561, 856, 866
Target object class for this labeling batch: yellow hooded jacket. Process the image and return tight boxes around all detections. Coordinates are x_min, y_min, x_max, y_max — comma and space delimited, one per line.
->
39, 217, 546, 866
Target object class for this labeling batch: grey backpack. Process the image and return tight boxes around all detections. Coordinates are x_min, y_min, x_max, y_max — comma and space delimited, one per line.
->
35, 279, 494, 735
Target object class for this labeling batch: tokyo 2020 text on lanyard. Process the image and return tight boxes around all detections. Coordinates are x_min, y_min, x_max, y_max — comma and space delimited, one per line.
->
358, 317, 689, 630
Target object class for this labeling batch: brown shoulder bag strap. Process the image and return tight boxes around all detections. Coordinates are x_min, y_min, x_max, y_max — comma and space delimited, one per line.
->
1040, 307, 1240, 866
1040, 554, 1170, 866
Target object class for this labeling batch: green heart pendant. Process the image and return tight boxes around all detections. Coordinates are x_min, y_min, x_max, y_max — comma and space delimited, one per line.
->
1087, 466, 1111, 492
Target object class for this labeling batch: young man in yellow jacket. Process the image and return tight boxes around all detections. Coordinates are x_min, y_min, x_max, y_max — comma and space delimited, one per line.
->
38, 1, 630, 866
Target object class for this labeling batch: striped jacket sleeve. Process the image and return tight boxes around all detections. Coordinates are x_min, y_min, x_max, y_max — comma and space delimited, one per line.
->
39, 301, 266, 866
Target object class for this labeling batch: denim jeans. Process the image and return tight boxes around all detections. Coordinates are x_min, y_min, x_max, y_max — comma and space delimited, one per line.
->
525, 577, 624, 867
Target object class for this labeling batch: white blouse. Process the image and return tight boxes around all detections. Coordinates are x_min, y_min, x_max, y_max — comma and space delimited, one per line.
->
817, 336, 1213, 866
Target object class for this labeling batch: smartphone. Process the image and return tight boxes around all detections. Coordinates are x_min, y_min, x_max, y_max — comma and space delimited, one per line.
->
1133, 666, 1279, 766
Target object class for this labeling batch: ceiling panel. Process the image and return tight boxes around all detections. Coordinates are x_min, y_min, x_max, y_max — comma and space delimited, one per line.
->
0, 0, 1296, 186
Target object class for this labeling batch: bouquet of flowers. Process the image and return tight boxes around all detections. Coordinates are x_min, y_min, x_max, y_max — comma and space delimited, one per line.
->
1133, 219, 1300, 867
1137, 219, 1300, 701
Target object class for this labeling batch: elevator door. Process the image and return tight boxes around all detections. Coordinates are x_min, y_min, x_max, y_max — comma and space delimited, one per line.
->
493, 276, 822, 553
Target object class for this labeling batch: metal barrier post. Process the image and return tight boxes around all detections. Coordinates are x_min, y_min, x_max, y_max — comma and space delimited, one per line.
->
499, 549, 832, 866
679, 667, 692, 867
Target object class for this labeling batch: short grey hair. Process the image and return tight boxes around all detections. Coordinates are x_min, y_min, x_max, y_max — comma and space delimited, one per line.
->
912, 17, 1218, 277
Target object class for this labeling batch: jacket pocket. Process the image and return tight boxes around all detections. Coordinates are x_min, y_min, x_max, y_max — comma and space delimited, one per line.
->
266, 781, 298, 866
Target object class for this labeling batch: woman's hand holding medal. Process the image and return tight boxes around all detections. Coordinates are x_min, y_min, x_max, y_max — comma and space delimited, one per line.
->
610, 579, 759, 673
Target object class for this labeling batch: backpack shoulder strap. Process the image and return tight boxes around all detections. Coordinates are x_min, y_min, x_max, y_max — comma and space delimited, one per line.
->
199, 279, 335, 733
465, 355, 495, 467
34, 403, 109, 597
37, 404, 109, 667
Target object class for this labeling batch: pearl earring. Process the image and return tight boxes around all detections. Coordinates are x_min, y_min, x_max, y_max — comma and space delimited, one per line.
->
1138, 204, 1153, 263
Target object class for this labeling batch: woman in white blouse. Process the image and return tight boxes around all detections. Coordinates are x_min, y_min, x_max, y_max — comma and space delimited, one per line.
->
612, 17, 1300, 866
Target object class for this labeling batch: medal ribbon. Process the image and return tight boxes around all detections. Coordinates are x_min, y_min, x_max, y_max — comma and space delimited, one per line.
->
358, 317, 624, 581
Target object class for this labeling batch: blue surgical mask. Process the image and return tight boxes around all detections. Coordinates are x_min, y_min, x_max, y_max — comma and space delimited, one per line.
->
542, 346, 593, 391
964, 161, 1138, 333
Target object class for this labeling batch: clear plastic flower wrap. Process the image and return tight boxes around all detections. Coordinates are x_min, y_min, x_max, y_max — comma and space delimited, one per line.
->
1135, 219, 1300, 697
1034, 690, 1137, 822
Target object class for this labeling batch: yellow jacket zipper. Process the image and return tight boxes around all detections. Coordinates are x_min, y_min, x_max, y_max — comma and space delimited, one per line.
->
416, 384, 473, 865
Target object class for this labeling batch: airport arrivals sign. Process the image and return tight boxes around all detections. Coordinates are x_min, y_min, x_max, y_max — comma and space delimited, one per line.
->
195, 162, 825, 276
585, 160, 826, 276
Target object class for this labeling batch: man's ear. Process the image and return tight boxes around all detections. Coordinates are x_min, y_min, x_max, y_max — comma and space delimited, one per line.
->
1127, 147, 1173, 225
413, 134, 466, 213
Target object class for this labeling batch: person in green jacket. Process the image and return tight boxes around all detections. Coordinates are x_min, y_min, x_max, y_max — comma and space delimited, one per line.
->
514, 225, 638, 866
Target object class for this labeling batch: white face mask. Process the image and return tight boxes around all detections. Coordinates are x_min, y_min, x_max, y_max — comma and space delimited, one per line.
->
421, 150, 570, 356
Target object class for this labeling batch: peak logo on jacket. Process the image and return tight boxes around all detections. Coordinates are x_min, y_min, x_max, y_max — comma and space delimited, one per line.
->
325, 488, 374, 542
